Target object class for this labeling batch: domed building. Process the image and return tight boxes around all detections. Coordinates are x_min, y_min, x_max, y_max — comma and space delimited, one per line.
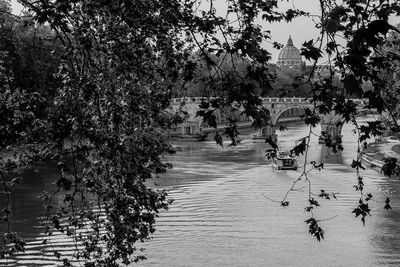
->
276, 35, 304, 69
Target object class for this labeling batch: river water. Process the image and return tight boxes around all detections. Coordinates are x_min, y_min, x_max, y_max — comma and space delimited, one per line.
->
2, 118, 400, 266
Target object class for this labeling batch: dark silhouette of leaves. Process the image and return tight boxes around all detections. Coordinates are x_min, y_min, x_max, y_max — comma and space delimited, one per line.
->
352, 200, 371, 226
351, 160, 365, 170
305, 218, 324, 242
305, 206, 313, 212
214, 132, 223, 147
384, 198, 392, 210
1, 0, 399, 260
309, 198, 320, 207
381, 158, 400, 177
281, 201, 289, 207
290, 139, 306, 156
302, 107, 320, 127
318, 190, 330, 200
301, 40, 323, 61
265, 135, 278, 150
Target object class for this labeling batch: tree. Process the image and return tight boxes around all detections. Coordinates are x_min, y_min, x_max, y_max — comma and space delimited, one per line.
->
11, 22, 63, 99
0, 0, 63, 148
377, 24, 400, 122
1, 0, 400, 265
271, 67, 312, 97
181, 52, 273, 97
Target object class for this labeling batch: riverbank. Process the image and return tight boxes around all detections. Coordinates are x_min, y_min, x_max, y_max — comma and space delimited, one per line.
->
362, 136, 400, 170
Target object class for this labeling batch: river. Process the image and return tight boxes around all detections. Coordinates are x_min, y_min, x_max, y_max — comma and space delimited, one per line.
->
2, 118, 400, 266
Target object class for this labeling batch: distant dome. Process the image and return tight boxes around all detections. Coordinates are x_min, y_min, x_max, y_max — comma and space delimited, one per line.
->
277, 35, 303, 68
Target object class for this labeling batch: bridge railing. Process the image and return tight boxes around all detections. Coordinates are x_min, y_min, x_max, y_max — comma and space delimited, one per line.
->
261, 97, 309, 104
171, 97, 311, 104
171, 97, 369, 106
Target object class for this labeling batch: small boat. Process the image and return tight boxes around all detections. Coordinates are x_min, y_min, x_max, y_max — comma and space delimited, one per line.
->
272, 151, 298, 170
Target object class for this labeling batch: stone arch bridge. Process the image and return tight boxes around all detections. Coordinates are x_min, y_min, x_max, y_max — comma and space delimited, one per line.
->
170, 97, 368, 141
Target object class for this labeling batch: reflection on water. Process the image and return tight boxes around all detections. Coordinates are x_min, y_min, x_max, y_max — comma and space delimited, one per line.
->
2, 117, 400, 266
369, 174, 400, 266
320, 145, 344, 165
4, 164, 59, 237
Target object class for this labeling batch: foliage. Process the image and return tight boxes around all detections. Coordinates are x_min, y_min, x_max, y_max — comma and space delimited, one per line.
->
2, 0, 187, 264
181, 52, 274, 97
271, 66, 311, 97
1, 0, 400, 265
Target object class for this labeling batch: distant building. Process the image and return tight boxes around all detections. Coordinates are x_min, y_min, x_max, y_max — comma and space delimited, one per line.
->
276, 35, 305, 70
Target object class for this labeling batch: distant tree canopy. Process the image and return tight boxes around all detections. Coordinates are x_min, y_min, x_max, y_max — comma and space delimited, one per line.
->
0, 2, 62, 96
178, 51, 274, 97
0, 0, 63, 147
270, 66, 312, 97
1, 0, 400, 265
179, 52, 313, 98
378, 24, 400, 117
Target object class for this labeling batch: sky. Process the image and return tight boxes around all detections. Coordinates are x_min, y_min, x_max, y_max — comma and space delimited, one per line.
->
9, 0, 399, 62
213, 0, 322, 61
9, 0, 321, 62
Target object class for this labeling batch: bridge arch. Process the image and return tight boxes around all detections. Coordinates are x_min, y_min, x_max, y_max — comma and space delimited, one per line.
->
257, 110, 345, 144
273, 106, 305, 125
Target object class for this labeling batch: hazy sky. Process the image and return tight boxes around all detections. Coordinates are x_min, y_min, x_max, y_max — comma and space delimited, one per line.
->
211, 0, 322, 61
9, 0, 398, 62
10, 0, 322, 61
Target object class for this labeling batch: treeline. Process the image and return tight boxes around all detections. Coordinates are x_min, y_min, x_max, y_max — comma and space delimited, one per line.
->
0, 2, 63, 97
0, 1, 64, 147
174, 51, 331, 98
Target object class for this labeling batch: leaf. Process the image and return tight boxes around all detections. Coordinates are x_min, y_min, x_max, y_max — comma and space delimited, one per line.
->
309, 198, 320, 207
359, 203, 371, 215
198, 101, 210, 110
265, 135, 278, 150
305, 206, 313, 212
351, 160, 365, 170
305, 217, 325, 241
304, 218, 315, 224
272, 41, 284, 49
384, 198, 392, 210
325, 19, 340, 34
214, 132, 223, 147
302, 107, 320, 127
301, 39, 323, 61
381, 157, 400, 177
312, 162, 324, 170
281, 201, 289, 207
336, 100, 357, 122
203, 110, 217, 128
365, 91, 385, 114
54, 251, 61, 259
343, 75, 361, 96
368, 20, 392, 36
279, 124, 287, 131
352, 207, 365, 218
290, 139, 306, 156
318, 190, 330, 200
